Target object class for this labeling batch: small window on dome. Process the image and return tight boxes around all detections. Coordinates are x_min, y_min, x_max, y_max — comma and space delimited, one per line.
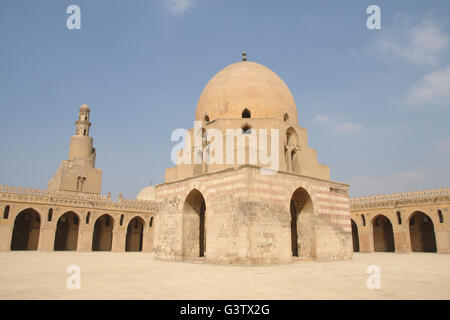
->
284, 113, 289, 122
242, 108, 251, 118
242, 125, 252, 134
204, 114, 210, 122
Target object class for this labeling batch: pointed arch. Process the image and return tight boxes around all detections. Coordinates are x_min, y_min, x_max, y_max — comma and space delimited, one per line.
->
351, 219, 360, 252
285, 127, 299, 172
126, 216, 145, 252
54, 211, 80, 251
290, 187, 315, 259
409, 211, 437, 252
92, 214, 114, 251
241, 123, 252, 134
11, 208, 41, 250
372, 214, 395, 252
242, 108, 251, 118
182, 189, 206, 259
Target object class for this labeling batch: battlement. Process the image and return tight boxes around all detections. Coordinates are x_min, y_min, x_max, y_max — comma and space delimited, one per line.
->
350, 188, 449, 206
0, 184, 156, 213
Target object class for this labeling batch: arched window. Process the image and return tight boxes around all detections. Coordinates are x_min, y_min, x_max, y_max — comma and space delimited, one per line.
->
242, 108, 251, 118
120, 214, 124, 226
438, 210, 444, 223
48, 209, 53, 222
83, 129, 86, 136
3, 205, 10, 219
149, 217, 153, 227
86, 211, 91, 224
396, 211, 402, 225
361, 214, 366, 227
204, 114, 209, 122
284, 113, 289, 122
242, 124, 252, 134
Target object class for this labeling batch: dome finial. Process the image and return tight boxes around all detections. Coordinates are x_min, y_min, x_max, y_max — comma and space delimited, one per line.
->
242, 51, 247, 61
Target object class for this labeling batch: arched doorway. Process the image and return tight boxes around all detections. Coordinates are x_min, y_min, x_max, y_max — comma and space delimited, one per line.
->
126, 216, 144, 252
290, 187, 315, 259
54, 211, 80, 251
182, 189, 206, 259
351, 219, 360, 252
409, 211, 437, 252
372, 215, 395, 252
92, 214, 114, 251
11, 208, 41, 250
285, 128, 299, 172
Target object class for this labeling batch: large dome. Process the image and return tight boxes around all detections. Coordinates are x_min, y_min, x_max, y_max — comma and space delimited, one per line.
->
195, 61, 298, 124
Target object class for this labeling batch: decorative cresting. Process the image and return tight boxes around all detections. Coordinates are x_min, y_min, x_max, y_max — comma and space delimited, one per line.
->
351, 188, 449, 208
0, 184, 155, 212
350, 187, 449, 254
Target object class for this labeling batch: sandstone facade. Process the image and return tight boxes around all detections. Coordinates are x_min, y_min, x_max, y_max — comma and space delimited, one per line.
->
350, 188, 450, 254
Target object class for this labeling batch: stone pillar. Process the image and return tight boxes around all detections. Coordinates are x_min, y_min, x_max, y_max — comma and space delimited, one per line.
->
112, 230, 126, 252
78, 228, 93, 251
393, 226, 410, 253
436, 230, 450, 253
0, 204, 16, 252
38, 226, 56, 251
0, 221, 13, 251
142, 230, 154, 252
358, 229, 372, 252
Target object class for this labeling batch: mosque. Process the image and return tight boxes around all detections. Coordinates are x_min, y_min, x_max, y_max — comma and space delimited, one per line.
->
0, 54, 448, 264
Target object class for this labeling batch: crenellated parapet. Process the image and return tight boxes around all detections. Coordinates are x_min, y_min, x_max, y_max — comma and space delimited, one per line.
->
0, 184, 156, 214
350, 188, 449, 210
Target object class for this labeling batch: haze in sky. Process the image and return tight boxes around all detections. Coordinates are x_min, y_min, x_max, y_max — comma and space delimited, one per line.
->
1, 0, 449, 198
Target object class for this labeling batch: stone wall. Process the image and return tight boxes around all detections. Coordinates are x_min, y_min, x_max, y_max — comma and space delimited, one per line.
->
0, 185, 156, 252
350, 188, 450, 253
154, 165, 352, 265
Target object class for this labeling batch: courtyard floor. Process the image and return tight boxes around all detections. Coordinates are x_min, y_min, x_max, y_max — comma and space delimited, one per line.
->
0, 252, 449, 299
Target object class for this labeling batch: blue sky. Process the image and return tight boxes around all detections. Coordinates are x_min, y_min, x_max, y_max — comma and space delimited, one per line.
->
0, 0, 449, 198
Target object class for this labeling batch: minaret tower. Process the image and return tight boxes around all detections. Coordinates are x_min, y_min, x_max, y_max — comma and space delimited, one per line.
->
48, 104, 102, 193
68, 104, 96, 167
75, 104, 91, 136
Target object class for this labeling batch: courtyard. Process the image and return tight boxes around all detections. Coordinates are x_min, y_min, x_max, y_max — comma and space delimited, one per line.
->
0, 252, 449, 299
